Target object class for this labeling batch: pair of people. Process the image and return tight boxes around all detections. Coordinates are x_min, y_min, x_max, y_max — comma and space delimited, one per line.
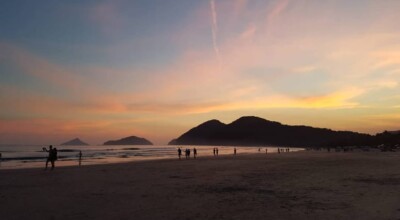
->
43, 145, 58, 170
213, 147, 219, 156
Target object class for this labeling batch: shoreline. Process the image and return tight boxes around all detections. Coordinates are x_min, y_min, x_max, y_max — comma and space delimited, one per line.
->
0, 145, 303, 170
0, 149, 280, 171
2, 151, 400, 220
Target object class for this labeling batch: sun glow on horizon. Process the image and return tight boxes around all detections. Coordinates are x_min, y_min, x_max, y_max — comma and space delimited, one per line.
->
1, 0, 400, 145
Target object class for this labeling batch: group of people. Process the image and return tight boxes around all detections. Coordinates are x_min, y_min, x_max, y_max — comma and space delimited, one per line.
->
42, 145, 83, 170
178, 147, 197, 159
277, 148, 290, 153
177, 146, 292, 159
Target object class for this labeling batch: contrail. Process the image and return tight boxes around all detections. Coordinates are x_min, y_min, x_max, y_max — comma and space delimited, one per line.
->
210, 0, 221, 63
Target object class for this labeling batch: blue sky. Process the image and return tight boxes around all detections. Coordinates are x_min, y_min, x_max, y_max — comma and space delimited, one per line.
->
1, 0, 400, 144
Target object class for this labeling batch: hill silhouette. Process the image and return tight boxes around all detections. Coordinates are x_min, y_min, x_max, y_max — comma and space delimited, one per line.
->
104, 136, 153, 145
61, 138, 89, 146
169, 116, 374, 147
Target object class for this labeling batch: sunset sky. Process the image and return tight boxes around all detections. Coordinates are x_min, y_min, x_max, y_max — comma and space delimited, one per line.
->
1, 0, 400, 145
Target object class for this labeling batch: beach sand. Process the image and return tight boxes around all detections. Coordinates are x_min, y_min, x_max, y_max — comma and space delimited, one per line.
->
1, 151, 400, 220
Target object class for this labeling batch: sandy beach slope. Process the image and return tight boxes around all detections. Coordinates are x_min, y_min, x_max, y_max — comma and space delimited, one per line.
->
1, 151, 400, 220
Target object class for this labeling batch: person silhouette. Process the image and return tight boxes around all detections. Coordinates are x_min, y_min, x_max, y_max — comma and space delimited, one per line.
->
193, 148, 197, 159
78, 151, 82, 166
234, 147, 237, 155
216, 147, 219, 156
44, 145, 56, 170
213, 148, 216, 156
178, 148, 182, 160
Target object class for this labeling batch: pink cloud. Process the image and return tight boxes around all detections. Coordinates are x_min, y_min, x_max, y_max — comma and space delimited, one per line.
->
0, 43, 84, 91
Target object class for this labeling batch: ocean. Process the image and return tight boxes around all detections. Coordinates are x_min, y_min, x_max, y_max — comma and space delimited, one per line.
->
0, 145, 303, 169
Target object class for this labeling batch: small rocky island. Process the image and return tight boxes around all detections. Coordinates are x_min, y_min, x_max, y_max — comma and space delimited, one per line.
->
103, 136, 153, 145
61, 138, 89, 146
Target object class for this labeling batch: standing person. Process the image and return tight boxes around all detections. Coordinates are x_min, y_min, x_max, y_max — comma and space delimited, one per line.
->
178, 148, 182, 160
278, 148, 280, 154
216, 147, 219, 156
78, 151, 82, 166
234, 147, 237, 155
43, 145, 56, 170
213, 148, 216, 156
265, 148, 268, 154
185, 149, 189, 159
193, 148, 197, 159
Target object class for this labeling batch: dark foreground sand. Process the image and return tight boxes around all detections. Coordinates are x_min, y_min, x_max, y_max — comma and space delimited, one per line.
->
1, 151, 400, 220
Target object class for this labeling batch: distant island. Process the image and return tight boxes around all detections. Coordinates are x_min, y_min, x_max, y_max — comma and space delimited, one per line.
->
103, 136, 153, 145
168, 116, 396, 147
61, 138, 89, 146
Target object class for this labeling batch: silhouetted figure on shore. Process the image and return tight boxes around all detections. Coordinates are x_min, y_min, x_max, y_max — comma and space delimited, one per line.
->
234, 147, 237, 155
185, 148, 190, 159
265, 148, 268, 154
216, 147, 219, 156
278, 148, 280, 154
178, 148, 182, 160
213, 148, 216, 156
78, 151, 82, 166
193, 148, 197, 159
43, 145, 57, 170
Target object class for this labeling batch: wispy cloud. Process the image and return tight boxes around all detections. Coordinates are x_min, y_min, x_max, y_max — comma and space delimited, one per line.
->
266, 0, 289, 31
210, 0, 221, 64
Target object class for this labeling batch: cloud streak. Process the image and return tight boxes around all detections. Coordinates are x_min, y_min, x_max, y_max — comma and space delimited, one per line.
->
210, 0, 221, 64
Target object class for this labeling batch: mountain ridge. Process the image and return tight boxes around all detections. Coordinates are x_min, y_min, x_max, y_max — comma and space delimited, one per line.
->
104, 136, 153, 145
168, 116, 375, 147
61, 138, 89, 146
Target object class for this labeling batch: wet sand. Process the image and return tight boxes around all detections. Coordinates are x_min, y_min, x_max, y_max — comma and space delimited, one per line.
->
1, 151, 400, 220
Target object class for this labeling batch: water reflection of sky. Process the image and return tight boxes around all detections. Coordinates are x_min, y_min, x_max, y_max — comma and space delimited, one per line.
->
0, 145, 303, 169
